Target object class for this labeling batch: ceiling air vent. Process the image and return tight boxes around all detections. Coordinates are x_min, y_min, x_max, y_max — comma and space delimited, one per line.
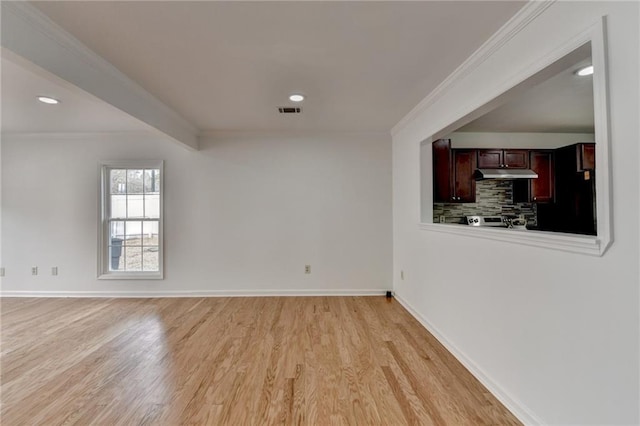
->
278, 107, 302, 114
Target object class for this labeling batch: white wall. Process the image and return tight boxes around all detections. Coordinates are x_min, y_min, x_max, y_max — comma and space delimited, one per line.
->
1, 131, 392, 295
392, 2, 638, 425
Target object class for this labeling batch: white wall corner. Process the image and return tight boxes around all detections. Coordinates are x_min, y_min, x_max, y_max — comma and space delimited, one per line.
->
0, 1, 199, 151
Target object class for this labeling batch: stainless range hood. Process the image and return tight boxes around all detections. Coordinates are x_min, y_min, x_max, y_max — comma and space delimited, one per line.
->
476, 169, 538, 179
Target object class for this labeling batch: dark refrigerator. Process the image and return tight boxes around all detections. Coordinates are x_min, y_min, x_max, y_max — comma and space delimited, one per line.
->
549, 143, 597, 236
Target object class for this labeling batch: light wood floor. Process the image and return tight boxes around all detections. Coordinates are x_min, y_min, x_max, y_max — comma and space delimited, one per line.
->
1, 297, 520, 425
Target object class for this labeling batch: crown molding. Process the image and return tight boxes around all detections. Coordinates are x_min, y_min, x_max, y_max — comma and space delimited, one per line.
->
1, 2, 200, 150
391, 0, 555, 137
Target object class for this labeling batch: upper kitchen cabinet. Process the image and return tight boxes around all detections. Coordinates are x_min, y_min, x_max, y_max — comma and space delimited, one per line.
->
432, 139, 476, 203
577, 143, 595, 171
452, 150, 476, 203
477, 149, 529, 169
529, 151, 555, 203
477, 149, 502, 168
512, 150, 555, 203
432, 139, 452, 203
504, 150, 529, 168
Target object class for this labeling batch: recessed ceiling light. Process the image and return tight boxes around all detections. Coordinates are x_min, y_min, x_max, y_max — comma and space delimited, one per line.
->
575, 65, 594, 76
37, 96, 60, 105
289, 94, 305, 102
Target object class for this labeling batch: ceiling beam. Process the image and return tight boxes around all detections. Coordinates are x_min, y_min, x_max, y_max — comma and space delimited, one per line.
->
1, 2, 199, 150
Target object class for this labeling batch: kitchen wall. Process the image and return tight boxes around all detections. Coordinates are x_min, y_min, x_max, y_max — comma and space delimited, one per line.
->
1, 131, 392, 295
433, 179, 536, 224
447, 131, 595, 149
392, 1, 638, 425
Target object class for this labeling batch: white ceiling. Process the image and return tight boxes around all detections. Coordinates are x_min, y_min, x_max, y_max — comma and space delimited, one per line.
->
1, 51, 150, 134
457, 48, 594, 133
20, 1, 526, 133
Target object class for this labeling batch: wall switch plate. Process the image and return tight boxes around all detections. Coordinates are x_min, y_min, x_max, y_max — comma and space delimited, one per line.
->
51, 267, 58, 276
439, 215, 446, 223
304, 265, 311, 274
0, 267, 4, 277
31, 266, 38, 276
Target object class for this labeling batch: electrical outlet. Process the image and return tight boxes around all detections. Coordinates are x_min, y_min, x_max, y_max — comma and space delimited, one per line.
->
0, 267, 5, 277
305, 265, 311, 274
400, 270, 404, 280
31, 266, 38, 276
51, 267, 58, 276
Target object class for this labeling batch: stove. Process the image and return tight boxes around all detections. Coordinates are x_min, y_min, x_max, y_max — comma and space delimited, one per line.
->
466, 215, 506, 227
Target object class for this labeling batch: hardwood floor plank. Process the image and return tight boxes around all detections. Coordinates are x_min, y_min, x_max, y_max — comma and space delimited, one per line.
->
394, 323, 490, 424
381, 365, 420, 426
217, 372, 247, 425
291, 363, 305, 425
1, 297, 521, 425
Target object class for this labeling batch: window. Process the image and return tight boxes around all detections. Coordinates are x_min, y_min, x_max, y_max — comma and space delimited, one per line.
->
99, 161, 163, 279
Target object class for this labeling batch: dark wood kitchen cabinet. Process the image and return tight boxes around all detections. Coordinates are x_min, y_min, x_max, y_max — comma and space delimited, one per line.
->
477, 150, 502, 168
432, 139, 452, 203
452, 150, 476, 202
577, 143, 595, 171
514, 150, 554, 203
432, 140, 476, 203
477, 149, 528, 169
529, 151, 554, 203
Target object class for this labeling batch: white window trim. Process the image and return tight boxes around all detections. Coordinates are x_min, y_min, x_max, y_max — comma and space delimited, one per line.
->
98, 160, 164, 280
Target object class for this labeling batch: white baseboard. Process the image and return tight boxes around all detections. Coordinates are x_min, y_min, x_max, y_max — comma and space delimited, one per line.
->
394, 293, 543, 426
0, 289, 388, 298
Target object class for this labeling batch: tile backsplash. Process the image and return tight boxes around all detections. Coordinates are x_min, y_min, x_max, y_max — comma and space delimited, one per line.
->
433, 180, 537, 225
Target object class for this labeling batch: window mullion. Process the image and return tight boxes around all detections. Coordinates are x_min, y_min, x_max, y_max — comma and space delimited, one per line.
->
142, 170, 146, 271
142, 169, 147, 221
105, 170, 110, 273
125, 170, 129, 272
122, 219, 126, 272
125, 169, 129, 221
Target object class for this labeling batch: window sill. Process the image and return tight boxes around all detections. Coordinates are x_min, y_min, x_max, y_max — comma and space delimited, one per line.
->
98, 272, 164, 280
419, 223, 604, 256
